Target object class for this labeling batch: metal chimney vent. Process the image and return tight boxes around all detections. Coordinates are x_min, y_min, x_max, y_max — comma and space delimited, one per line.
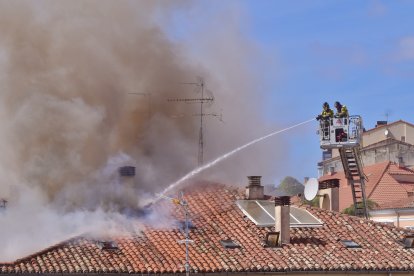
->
119, 166, 135, 177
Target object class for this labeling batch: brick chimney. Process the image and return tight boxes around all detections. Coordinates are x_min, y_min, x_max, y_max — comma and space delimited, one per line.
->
245, 176, 264, 200
275, 196, 290, 246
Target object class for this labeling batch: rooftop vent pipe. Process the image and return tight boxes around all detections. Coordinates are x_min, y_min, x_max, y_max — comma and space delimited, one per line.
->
246, 176, 264, 200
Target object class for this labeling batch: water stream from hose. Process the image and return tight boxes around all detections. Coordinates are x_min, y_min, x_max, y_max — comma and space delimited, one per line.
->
154, 117, 315, 202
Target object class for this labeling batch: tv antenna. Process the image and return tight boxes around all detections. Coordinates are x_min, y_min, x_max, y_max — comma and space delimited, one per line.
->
168, 78, 215, 166
157, 192, 193, 276
384, 109, 393, 122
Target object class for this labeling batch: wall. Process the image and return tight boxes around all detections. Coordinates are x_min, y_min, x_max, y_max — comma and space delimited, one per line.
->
371, 209, 414, 228
363, 122, 414, 147
319, 140, 414, 175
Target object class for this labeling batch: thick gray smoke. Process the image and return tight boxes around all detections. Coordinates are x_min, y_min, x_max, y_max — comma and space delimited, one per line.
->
0, 1, 286, 261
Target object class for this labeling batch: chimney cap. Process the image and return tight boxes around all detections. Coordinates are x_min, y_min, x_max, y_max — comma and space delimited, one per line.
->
275, 196, 291, 206
247, 176, 262, 186
119, 166, 136, 177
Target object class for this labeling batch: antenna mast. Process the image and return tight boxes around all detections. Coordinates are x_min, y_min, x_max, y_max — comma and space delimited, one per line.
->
158, 193, 193, 276
168, 78, 214, 166
177, 192, 192, 276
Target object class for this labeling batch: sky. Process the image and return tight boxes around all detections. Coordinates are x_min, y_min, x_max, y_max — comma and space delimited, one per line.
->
162, 0, 414, 184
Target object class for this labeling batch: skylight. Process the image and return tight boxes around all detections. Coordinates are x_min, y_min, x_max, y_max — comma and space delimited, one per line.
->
341, 240, 361, 248
220, 239, 241, 249
97, 240, 119, 251
236, 200, 323, 227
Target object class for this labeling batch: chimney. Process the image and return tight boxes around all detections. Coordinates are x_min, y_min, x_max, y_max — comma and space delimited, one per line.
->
398, 157, 405, 168
375, 121, 387, 128
245, 176, 264, 200
318, 179, 340, 212
118, 166, 137, 207
275, 196, 290, 246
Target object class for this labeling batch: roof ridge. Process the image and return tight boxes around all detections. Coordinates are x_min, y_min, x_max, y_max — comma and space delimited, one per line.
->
367, 161, 391, 198
363, 119, 414, 134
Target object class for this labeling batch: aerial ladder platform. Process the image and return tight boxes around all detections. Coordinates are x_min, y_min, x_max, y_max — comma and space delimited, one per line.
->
319, 116, 368, 219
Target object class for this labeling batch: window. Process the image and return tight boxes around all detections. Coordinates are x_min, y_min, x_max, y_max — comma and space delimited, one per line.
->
341, 240, 361, 248
97, 240, 119, 251
220, 239, 241, 249
401, 136, 406, 142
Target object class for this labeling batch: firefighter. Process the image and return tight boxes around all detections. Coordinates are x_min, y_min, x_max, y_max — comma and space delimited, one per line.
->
316, 102, 334, 121
334, 101, 349, 118
316, 102, 333, 140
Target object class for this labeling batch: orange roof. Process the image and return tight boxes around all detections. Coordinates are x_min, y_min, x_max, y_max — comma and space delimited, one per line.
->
374, 196, 414, 210
1, 183, 414, 273
320, 162, 414, 211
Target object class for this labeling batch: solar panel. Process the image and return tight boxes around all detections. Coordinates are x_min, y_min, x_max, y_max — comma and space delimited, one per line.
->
237, 200, 274, 226
236, 200, 323, 228
290, 206, 322, 226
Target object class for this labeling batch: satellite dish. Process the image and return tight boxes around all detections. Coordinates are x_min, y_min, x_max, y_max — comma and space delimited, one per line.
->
304, 178, 319, 201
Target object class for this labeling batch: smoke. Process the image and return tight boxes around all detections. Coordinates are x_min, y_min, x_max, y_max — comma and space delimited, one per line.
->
0, 0, 202, 261
0, 0, 287, 261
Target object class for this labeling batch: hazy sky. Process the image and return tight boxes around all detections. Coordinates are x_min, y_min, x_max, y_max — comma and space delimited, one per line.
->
163, 0, 414, 182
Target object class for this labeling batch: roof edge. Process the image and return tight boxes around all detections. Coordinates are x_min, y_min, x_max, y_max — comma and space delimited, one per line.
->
364, 119, 414, 134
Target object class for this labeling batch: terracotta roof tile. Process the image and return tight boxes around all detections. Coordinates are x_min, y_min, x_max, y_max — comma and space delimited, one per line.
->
2, 183, 414, 273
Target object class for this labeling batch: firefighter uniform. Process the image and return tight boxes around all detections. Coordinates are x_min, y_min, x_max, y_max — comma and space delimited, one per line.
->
336, 105, 349, 118
320, 108, 334, 120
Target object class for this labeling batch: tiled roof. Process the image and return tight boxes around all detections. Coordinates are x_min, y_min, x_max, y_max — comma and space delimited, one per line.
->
389, 165, 414, 175
320, 162, 414, 210
375, 197, 414, 210
1, 183, 414, 273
